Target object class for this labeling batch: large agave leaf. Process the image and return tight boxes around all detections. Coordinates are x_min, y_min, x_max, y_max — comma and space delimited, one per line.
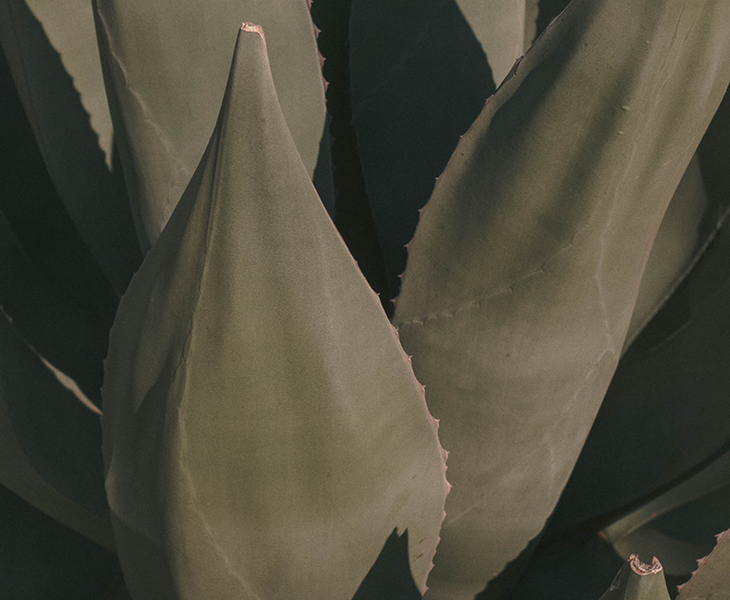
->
599, 556, 671, 600
393, 1, 730, 598
92, 0, 333, 251
676, 529, 730, 600
0, 0, 141, 294
349, 0, 525, 297
102, 25, 447, 600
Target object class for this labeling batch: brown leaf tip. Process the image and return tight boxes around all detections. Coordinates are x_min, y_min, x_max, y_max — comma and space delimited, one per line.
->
629, 554, 663, 575
240, 22, 265, 41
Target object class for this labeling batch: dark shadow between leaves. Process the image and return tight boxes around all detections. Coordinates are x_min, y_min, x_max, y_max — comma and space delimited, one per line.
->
352, 528, 422, 600
349, 0, 495, 299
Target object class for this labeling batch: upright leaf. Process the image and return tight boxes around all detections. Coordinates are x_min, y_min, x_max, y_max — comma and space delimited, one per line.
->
393, 1, 730, 597
102, 25, 447, 600
92, 0, 333, 251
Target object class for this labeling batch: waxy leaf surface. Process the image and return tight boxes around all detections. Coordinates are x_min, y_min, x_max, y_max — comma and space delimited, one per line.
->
102, 26, 447, 600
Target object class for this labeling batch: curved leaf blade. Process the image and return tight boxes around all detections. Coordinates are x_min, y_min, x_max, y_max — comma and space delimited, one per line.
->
393, 1, 730, 597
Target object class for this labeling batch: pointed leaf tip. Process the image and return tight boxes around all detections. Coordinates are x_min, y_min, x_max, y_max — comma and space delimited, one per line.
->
103, 25, 447, 600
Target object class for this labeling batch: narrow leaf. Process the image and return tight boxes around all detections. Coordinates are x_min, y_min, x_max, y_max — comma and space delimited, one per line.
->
92, 0, 334, 251
102, 25, 447, 600
393, 1, 730, 597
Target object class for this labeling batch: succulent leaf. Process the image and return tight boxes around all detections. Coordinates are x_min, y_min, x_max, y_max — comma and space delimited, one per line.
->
92, 0, 334, 251
676, 528, 730, 600
349, 0, 525, 297
0, 0, 141, 294
598, 556, 671, 600
393, 1, 730, 597
102, 25, 447, 600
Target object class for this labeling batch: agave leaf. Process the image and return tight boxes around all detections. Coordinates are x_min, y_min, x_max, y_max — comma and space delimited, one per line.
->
102, 25, 447, 600
349, 0, 525, 297
92, 0, 333, 251
393, 1, 730, 597
0, 483, 119, 599
676, 529, 730, 600
0, 0, 141, 294
598, 556, 671, 600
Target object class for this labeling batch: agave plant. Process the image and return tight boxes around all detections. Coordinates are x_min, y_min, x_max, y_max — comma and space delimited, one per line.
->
1, 0, 730, 599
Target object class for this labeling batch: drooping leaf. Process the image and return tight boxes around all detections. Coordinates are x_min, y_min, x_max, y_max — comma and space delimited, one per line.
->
92, 0, 334, 251
598, 556, 671, 600
393, 1, 730, 598
677, 528, 730, 600
0, 483, 119, 600
349, 0, 525, 297
0, 0, 141, 294
102, 25, 448, 600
